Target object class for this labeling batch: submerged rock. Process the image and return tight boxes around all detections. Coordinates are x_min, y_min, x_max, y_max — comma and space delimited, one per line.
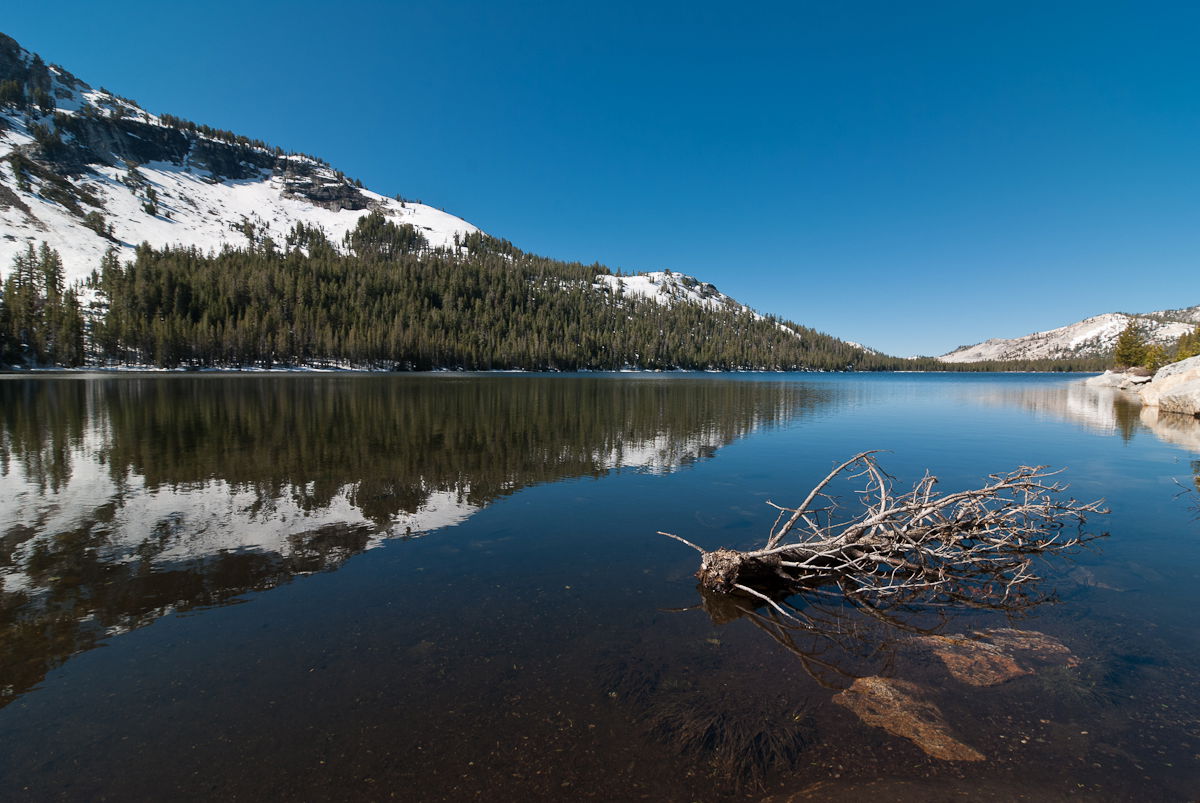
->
831, 630, 1081, 764
833, 676, 984, 761
912, 628, 1078, 687
1068, 565, 1126, 592
979, 628, 1078, 667
911, 635, 1031, 686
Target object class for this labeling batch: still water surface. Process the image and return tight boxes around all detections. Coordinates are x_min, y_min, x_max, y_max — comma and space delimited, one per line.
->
0, 373, 1197, 800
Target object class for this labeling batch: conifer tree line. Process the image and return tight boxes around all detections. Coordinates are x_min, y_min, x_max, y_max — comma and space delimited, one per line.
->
86, 216, 884, 371
2, 217, 1112, 372
0, 243, 85, 366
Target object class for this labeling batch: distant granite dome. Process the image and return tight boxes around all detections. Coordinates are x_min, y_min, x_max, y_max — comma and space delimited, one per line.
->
939, 307, 1200, 363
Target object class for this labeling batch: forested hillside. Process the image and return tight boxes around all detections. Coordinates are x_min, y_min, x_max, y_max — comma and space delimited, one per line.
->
0, 220, 1112, 372
85, 221, 895, 371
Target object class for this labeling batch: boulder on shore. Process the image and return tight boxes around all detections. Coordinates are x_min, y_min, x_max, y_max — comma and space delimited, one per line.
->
1085, 369, 1154, 390
1156, 378, 1200, 417
1085, 370, 1126, 388
1138, 355, 1200, 416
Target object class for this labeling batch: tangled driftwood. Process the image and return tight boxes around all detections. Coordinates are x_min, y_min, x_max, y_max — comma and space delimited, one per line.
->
661, 452, 1106, 615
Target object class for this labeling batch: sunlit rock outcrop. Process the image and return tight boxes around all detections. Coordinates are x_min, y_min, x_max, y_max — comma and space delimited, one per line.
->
1138, 356, 1200, 417
1086, 368, 1152, 390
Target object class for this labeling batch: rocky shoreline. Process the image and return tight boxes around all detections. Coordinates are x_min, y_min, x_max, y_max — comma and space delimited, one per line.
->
1086, 355, 1200, 417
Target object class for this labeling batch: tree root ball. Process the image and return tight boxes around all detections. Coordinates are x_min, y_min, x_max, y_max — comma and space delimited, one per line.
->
697, 549, 783, 594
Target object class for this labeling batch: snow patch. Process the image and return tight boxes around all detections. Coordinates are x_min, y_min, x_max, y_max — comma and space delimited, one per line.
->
0, 156, 480, 286
0, 36, 479, 285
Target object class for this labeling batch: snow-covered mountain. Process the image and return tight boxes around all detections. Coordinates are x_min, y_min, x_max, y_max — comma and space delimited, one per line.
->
938, 306, 1200, 363
0, 33, 477, 286
0, 32, 885, 368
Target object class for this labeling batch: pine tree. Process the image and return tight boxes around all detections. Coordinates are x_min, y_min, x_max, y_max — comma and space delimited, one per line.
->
1175, 324, 1200, 361
4, 245, 40, 361
1112, 321, 1147, 369
0, 276, 9, 364
1143, 343, 1168, 372
65, 235, 1110, 373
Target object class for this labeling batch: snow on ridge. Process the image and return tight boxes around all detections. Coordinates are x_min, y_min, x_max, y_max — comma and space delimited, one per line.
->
939, 310, 1197, 363
594, 271, 753, 315
1146, 304, 1200, 324
593, 271, 808, 339
0, 38, 480, 285
593, 272, 882, 353
0, 154, 480, 286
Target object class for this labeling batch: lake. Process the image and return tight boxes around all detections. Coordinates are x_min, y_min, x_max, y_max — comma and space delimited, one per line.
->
0, 373, 1197, 800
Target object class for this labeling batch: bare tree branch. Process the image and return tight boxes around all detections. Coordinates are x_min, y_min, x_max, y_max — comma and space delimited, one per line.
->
663, 454, 1107, 608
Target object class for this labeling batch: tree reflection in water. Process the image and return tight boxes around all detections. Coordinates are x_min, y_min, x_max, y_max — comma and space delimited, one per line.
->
0, 375, 831, 711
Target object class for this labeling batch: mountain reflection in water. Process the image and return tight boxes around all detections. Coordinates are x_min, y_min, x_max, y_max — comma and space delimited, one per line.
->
1, 374, 1199, 800
0, 374, 829, 710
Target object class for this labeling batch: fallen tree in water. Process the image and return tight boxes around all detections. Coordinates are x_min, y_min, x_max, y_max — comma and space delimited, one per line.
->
661, 452, 1106, 614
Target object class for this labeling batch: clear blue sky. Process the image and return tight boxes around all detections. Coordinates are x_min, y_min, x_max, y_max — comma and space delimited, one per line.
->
6, 1, 1199, 355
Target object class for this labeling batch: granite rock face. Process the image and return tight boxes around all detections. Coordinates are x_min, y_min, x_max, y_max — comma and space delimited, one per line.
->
1139, 356, 1200, 416
1085, 369, 1154, 391
1156, 378, 1200, 417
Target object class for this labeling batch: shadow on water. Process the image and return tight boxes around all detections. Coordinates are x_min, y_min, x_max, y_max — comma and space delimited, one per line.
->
0, 375, 832, 712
